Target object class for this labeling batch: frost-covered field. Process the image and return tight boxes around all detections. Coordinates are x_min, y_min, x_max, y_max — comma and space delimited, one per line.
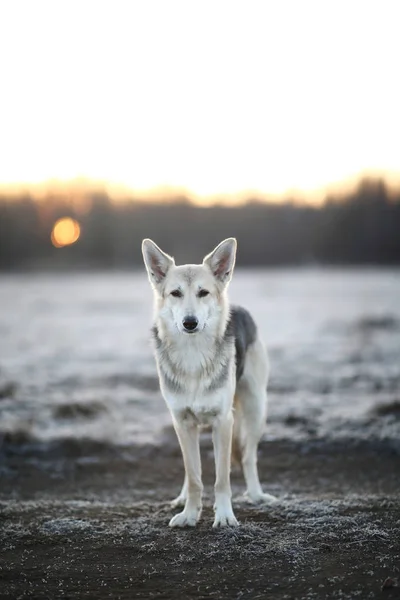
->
1, 269, 400, 599
1, 268, 400, 446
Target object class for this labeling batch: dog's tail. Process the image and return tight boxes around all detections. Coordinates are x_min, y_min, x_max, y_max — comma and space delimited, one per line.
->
231, 395, 243, 466
231, 435, 242, 465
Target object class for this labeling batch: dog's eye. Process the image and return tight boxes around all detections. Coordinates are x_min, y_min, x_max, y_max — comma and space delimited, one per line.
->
198, 289, 210, 298
171, 289, 183, 298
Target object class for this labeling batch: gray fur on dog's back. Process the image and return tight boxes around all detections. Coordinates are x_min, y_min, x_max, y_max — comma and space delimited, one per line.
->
226, 306, 257, 382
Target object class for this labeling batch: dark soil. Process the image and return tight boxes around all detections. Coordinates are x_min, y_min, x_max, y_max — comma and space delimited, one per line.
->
1, 431, 400, 599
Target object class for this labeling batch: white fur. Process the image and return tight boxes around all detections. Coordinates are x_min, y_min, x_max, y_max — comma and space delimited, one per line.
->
142, 238, 275, 528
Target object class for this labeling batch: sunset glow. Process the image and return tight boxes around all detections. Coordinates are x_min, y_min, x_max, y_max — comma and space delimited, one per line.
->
0, 1, 399, 202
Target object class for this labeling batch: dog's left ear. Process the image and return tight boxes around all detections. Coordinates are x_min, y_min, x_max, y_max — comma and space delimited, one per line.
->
203, 238, 237, 286
142, 239, 175, 287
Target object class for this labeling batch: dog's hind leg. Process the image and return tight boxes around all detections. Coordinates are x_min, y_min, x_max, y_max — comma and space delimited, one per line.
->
171, 475, 187, 508
235, 339, 277, 504
169, 421, 203, 527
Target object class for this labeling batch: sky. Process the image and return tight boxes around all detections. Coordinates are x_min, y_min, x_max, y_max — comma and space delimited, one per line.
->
0, 0, 399, 202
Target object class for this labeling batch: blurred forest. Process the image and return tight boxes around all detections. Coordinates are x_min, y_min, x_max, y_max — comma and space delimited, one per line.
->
1, 178, 400, 270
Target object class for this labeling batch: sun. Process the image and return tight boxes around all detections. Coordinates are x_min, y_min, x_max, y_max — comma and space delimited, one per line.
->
51, 218, 81, 248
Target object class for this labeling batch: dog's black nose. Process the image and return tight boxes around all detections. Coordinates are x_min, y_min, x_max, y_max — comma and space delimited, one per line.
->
182, 316, 198, 332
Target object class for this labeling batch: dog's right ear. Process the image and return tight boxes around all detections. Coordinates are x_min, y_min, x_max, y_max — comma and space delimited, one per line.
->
142, 239, 175, 287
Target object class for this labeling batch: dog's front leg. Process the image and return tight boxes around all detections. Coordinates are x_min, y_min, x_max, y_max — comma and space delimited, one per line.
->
169, 420, 203, 527
212, 411, 239, 527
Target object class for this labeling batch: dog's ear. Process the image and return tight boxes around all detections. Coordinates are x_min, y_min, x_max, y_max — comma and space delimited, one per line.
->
203, 238, 237, 286
142, 239, 174, 287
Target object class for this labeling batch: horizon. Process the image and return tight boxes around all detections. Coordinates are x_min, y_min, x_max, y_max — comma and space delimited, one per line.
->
1, 1, 399, 203
1, 170, 400, 207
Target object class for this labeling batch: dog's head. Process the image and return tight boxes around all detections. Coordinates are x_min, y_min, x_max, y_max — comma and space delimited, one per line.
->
142, 238, 237, 336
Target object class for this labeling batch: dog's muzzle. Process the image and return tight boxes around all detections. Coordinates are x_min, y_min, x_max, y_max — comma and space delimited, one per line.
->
182, 316, 199, 333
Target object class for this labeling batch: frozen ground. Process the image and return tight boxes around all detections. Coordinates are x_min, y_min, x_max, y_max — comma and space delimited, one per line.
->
1, 268, 400, 447
1, 269, 400, 598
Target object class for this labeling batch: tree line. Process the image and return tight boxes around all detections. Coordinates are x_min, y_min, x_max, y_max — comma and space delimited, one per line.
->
0, 178, 399, 270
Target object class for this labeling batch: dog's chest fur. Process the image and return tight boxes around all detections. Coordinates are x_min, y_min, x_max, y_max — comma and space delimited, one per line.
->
152, 306, 257, 425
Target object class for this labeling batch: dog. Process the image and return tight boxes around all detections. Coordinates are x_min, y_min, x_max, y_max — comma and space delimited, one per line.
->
142, 237, 275, 527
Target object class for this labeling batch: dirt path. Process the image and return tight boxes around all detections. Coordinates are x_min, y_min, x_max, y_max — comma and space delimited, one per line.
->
1, 434, 399, 599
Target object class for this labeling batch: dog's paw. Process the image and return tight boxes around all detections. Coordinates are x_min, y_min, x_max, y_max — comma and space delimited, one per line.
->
245, 491, 278, 505
169, 509, 200, 528
170, 494, 187, 508
213, 509, 239, 528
